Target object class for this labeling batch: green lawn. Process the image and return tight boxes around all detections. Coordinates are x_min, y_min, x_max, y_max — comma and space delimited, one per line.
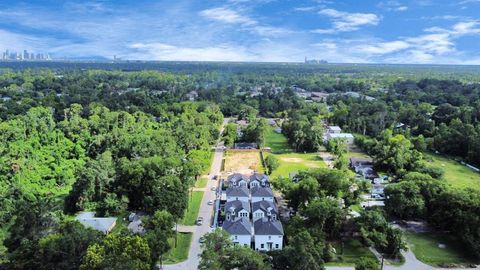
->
405, 231, 480, 267
163, 232, 193, 264
180, 191, 204, 225
268, 152, 325, 178
326, 239, 376, 266
265, 126, 292, 154
425, 153, 480, 190
195, 177, 208, 188
264, 126, 325, 178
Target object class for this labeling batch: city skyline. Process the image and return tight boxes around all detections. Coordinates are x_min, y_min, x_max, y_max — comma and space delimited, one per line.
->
1, 48, 51, 61
1, 1, 480, 64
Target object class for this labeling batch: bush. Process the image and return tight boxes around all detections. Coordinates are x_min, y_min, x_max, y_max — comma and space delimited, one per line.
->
355, 257, 380, 270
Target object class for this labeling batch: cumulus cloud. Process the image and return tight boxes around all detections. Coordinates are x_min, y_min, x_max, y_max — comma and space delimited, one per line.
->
199, 7, 255, 25
377, 1, 408, 12
313, 9, 380, 33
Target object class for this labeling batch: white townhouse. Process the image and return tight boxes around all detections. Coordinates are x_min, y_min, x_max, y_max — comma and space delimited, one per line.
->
225, 200, 251, 221
222, 218, 252, 248
253, 217, 284, 251
226, 186, 250, 202
252, 200, 278, 222
250, 186, 274, 203
249, 173, 269, 188
228, 173, 249, 188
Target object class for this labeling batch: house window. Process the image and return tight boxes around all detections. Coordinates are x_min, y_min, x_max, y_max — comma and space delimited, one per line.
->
235, 236, 238, 240
268, 236, 271, 240
261, 244, 264, 249
275, 244, 279, 249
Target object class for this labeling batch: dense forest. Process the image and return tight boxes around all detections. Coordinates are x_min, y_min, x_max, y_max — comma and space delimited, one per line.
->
1, 64, 480, 269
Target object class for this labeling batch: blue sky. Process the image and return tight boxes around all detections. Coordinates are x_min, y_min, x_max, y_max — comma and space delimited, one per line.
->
1, 0, 480, 64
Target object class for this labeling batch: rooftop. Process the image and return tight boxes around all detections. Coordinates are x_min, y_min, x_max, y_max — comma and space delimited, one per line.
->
223, 218, 252, 235
254, 218, 284, 235
251, 186, 274, 197
225, 200, 251, 213
226, 186, 250, 197
75, 211, 117, 234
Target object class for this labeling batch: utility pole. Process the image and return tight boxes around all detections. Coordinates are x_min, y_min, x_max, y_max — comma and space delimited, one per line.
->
381, 256, 384, 270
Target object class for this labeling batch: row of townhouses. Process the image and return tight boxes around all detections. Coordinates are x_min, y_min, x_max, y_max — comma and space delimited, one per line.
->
221, 173, 284, 251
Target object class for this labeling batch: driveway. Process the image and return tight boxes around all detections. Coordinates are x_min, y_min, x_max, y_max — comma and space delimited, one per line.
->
162, 119, 228, 270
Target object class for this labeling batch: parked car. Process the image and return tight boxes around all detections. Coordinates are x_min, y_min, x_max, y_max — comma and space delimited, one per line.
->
196, 217, 204, 226
212, 175, 217, 180
199, 236, 206, 243
211, 186, 216, 191
208, 200, 214, 205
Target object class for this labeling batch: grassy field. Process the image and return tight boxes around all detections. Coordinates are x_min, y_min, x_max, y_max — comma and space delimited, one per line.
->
405, 231, 480, 267
425, 153, 480, 190
224, 151, 264, 174
325, 239, 376, 266
195, 177, 208, 188
346, 144, 372, 159
180, 191, 204, 225
163, 233, 193, 264
264, 126, 325, 178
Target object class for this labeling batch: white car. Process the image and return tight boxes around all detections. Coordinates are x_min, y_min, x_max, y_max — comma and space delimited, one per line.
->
208, 200, 214, 205
211, 186, 216, 191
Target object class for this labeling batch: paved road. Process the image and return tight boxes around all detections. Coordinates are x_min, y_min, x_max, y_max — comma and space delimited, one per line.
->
162, 119, 228, 270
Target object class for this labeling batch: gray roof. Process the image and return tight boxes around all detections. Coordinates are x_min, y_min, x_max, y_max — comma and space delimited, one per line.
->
228, 173, 249, 184
223, 218, 252, 235
226, 186, 250, 197
225, 200, 251, 213
252, 200, 277, 214
75, 212, 117, 234
251, 186, 274, 197
249, 173, 269, 183
254, 218, 284, 235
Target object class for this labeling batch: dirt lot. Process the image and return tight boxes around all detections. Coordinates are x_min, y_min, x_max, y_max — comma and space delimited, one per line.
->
224, 151, 264, 174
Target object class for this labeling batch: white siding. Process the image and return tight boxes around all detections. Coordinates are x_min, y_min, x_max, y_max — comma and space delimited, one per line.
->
226, 196, 249, 202
251, 196, 274, 203
252, 210, 264, 221
231, 234, 251, 248
254, 235, 283, 251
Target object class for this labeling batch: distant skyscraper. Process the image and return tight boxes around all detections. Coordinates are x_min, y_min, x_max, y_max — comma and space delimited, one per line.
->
23, 50, 29, 60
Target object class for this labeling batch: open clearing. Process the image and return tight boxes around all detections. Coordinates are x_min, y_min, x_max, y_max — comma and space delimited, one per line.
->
163, 232, 193, 264
325, 239, 376, 266
425, 153, 480, 190
264, 126, 325, 178
405, 231, 480, 267
224, 151, 264, 174
180, 191, 204, 225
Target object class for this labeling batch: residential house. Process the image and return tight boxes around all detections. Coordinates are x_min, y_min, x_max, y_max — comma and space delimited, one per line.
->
328, 126, 342, 134
225, 200, 251, 221
75, 212, 117, 234
223, 218, 252, 247
252, 201, 278, 222
249, 173, 269, 188
226, 186, 250, 202
253, 218, 284, 251
326, 133, 354, 144
311, 92, 329, 102
234, 142, 258, 149
228, 173, 249, 188
251, 186, 274, 203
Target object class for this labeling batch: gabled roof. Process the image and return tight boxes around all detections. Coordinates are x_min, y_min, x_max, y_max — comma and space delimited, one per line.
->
252, 200, 277, 214
223, 218, 252, 235
225, 200, 251, 213
228, 173, 249, 184
254, 218, 284, 235
75, 212, 117, 234
249, 173, 269, 183
328, 126, 342, 132
226, 186, 249, 197
251, 186, 274, 197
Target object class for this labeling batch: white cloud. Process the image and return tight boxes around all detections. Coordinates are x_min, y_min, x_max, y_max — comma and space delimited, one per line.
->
354, 40, 410, 54
313, 9, 380, 33
377, 1, 408, 12
199, 7, 255, 25
199, 6, 290, 37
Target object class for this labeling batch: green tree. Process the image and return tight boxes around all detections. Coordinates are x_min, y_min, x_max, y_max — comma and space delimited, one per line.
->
355, 257, 380, 270
143, 210, 175, 267
264, 155, 280, 175
80, 234, 151, 270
